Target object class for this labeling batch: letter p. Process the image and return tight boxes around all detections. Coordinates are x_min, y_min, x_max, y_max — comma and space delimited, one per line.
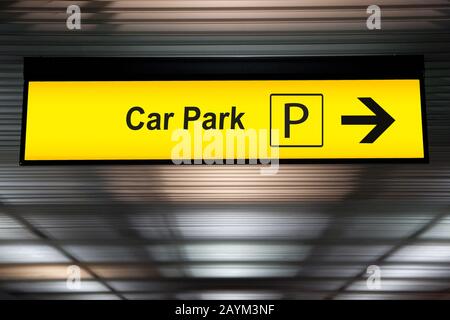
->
284, 103, 309, 138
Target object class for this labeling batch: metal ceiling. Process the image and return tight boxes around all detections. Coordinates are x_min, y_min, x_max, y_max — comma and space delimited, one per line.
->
0, 0, 449, 300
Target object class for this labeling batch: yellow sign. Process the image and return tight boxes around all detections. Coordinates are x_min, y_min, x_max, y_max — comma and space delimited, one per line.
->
22, 79, 426, 163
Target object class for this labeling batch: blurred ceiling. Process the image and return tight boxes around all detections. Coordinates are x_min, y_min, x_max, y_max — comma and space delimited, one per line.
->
0, 0, 449, 300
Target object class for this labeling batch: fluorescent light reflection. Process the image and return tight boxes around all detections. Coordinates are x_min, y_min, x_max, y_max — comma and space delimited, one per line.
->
178, 291, 282, 300
387, 244, 450, 263
185, 264, 298, 278
0, 245, 69, 264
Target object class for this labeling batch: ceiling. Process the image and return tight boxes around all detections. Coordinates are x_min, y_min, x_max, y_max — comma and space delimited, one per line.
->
0, 0, 449, 300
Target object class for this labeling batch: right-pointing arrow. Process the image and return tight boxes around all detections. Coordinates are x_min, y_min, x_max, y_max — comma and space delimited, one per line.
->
341, 97, 395, 143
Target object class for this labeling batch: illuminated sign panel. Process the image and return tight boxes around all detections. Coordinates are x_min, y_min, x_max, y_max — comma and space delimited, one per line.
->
20, 56, 427, 164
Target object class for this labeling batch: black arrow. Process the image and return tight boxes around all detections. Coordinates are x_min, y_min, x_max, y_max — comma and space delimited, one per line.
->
341, 97, 395, 143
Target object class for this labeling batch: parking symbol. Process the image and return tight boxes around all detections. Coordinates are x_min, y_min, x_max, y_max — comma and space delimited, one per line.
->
270, 94, 323, 147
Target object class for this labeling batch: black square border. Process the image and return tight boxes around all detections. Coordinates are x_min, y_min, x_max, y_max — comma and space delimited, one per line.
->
270, 93, 324, 148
